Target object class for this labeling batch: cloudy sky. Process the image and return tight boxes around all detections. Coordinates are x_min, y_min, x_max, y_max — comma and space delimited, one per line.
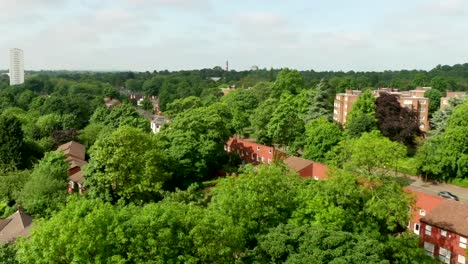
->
1, 0, 467, 71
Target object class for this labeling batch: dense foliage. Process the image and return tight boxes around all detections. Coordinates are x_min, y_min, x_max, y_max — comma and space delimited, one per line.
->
1, 64, 467, 262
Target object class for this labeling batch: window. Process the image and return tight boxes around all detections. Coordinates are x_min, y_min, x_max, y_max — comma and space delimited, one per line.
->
227, 146, 231, 152
257, 155, 261, 162
419, 209, 426, 216
439, 247, 451, 264
414, 224, 420, 235
268, 149, 272, 154
419, 108, 426, 112
223, 145, 227, 151
441, 230, 447, 237
252, 153, 256, 159
419, 100, 427, 105
267, 159, 271, 164
404, 100, 413, 104
257, 146, 260, 151
458, 255, 466, 264
424, 242, 435, 256
460, 237, 467, 249
313, 176, 319, 181
425, 225, 432, 236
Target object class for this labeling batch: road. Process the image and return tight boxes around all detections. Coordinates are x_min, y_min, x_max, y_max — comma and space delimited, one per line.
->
406, 176, 468, 203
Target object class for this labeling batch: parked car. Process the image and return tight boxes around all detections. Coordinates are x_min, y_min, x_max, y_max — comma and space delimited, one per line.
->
438, 191, 459, 201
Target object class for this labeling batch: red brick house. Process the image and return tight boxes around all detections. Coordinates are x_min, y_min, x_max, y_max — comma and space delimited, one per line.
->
420, 201, 468, 264
57, 141, 87, 194
225, 137, 287, 165
283, 156, 329, 180
404, 188, 446, 236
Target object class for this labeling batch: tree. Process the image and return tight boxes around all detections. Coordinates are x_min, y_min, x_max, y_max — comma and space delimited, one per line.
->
290, 169, 412, 235
16, 198, 246, 263
424, 89, 442, 116
19, 151, 69, 217
303, 117, 342, 162
329, 131, 406, 176
142, 76, 165, 95
89, 104, 150, 132
251, 98, 277, 145
416, 101, 468, 180
161, 103, 232, 188
222, 89, 258, 135
267, 93, 304, 147
375, 93, 421, 146
255, 224, 384, 264
209, 165, 300, 237
125, 79, 144, 92
272, 69, 304, 97
429, 76, 448, 92
165, 96, 202, 117
0, 115, 24, 168
430, 95, 467, 136
345, 90, 378, 138
85, 126, 171, 204
0, 243, 18, 264
0, 170, 30, 208
140, 98, 153, 111
306, 79, 333, 121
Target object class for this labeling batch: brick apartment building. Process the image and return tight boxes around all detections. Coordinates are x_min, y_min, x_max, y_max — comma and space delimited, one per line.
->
420, 201, 468, 264
405, 187, 468, 264
441, 92, 467, 110
225, 137, 286, 165
333, 87, 430, 132
333, 90, 362, 126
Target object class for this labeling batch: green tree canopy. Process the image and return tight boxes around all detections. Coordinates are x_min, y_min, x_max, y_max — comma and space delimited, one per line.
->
329, 131, 406, 176
0, 115, 24, 168
19, 151, 68, 217
424, 89, 442, 116
251, 98, 277, 145
267, 93, 304, 147
161, 103, 233, 188
272, 69, 304, 97
85, 126, 171, 203
303, 117, 342, 162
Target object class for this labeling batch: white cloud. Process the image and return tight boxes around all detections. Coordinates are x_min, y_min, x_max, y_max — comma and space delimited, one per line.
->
422, 0, 465, 16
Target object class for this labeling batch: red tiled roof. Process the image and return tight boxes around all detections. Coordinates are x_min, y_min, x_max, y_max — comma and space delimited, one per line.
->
404, 187, 446, 225
421, 200, 468, 237
283, 156, 314, 173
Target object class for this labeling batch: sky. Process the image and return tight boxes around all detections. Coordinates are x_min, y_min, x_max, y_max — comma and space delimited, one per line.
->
0, 0, 467, 71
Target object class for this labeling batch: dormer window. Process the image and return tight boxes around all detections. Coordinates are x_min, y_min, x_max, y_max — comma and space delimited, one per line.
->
419, 209, 426, 216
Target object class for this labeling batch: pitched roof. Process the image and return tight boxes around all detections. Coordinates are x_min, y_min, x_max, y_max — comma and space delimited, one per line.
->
421, 200, 468, 237
283, 156, 314, 173
57, 141, 86, 161
0, 208, 33, 243
69, 170, 85, 185
67, 156, 88, 170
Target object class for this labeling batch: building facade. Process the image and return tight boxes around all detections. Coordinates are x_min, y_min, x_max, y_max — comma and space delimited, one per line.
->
9, 48, 24, 86
441, 92, 466, 110
225, 137, 286, 165
333, 88, 430, 132
333, 90, 361, 126
420, 201, 468, 264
